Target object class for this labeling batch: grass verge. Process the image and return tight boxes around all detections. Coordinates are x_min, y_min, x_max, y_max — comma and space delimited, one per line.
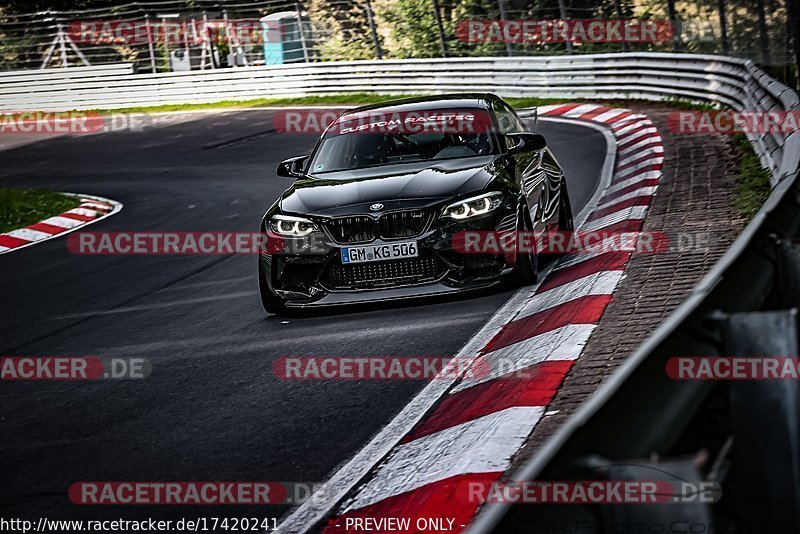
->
107, 94, 432, 113
0, 189, 81, 233
100, 94, 719, 116
102, 94, 576, 114
732, 135, 772, 219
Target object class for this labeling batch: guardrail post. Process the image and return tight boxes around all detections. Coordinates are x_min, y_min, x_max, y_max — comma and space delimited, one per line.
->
718, 309, 800, 533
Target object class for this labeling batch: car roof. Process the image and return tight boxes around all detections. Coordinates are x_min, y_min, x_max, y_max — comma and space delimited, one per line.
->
339, 93, 500, 119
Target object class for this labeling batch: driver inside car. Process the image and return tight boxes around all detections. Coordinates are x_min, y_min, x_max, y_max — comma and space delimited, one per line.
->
353, 133, 394, 167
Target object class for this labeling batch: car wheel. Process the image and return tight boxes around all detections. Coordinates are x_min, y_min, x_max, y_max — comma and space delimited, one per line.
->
508, 207, 538, 287
258, 260, 286, 315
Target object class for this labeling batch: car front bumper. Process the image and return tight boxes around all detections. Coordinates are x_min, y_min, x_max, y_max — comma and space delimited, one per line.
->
260, 209, 518, 308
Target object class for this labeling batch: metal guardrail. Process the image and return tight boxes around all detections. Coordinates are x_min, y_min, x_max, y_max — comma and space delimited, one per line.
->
0, 52, 794, 184
466, 59, 800, 534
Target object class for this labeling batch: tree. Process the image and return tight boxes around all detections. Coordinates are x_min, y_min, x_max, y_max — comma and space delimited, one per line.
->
377, 0, 446, 58
306, 0, 379, 60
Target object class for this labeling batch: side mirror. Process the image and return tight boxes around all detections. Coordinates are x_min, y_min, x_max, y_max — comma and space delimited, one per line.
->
505, 132, 547, 155
277, 155, 309, 178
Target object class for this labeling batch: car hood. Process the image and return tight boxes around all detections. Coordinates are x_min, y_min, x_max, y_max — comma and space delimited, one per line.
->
278, 156, 500, 216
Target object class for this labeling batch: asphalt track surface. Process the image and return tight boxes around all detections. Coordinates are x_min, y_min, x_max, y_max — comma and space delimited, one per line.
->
0, 110, 607, 523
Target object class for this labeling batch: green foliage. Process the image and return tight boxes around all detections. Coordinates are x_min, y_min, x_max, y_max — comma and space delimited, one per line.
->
732, 135, 772, 219
98, 94, 576, 114
660, 96, 719, 111
505, 96, 572, 108
94, 93, 435, 113
0, 189, 81, 233
306, 0, 379, 60
379, 0, 447, 58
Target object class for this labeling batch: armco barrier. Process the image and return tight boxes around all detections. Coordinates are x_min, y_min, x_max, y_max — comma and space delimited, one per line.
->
468, 154, 800, 534
0, 53, 794, 185
466, 69, 800, 534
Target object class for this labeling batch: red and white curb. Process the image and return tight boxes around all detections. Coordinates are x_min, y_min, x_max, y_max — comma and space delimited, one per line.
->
278, 104, 663, 534
0, 193, 122, 254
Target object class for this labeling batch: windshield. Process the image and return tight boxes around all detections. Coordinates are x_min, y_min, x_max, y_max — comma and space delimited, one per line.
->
308, 108, 495, 173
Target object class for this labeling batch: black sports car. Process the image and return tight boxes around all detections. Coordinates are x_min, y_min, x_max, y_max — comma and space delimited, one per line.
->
258, 93, 573, 314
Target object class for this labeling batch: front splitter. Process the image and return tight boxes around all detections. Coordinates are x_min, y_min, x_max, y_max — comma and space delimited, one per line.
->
283, 279, 504, 308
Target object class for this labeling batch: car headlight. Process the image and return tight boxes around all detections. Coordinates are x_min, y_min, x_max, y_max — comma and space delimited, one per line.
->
442, 192, 504, 220
269, 214, 320, 236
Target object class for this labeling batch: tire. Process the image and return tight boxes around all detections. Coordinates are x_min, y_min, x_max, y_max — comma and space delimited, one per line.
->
508, 207, 538, 287
258, 260, 286, 315
558, 179, 575, 232
555, 180, 575, 258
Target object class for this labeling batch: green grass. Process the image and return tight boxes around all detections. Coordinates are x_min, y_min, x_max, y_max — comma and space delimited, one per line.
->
104, 94, 434, 114
67, 91, 726, 116
105, 94, 590, 116
96, 94, 580, 114
0, 189, 81, 233
732, 135, 772, 219
104, 94, 718, 115
658, 96, 719, 111
122, 96, 577, 115
505, 97, 572, 109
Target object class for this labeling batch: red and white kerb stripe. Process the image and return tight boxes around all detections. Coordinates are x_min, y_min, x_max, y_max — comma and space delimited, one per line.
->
0, 194, 120, 254
323, 104, 663, 533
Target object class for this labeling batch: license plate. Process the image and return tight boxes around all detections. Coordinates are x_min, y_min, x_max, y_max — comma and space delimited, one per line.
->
340, 241, 418, 264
